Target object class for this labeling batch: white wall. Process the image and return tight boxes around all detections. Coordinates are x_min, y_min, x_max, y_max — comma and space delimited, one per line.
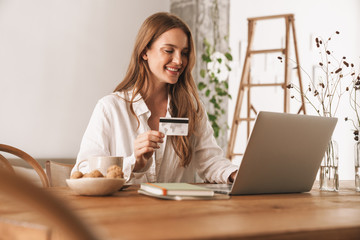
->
0, 0, 170, 158
228, 0, 360, 180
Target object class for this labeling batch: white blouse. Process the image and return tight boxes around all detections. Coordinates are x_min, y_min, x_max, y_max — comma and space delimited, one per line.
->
72, 91, 238, 184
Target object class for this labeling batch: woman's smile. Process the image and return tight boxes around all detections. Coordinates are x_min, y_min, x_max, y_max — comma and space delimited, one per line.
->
165, 65, 181, 76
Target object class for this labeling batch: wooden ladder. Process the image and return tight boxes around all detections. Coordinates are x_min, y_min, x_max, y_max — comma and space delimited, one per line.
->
226, 14, 306, 160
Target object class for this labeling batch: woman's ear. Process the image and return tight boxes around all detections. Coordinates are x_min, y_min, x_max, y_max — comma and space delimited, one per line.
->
142, 49, 148, 61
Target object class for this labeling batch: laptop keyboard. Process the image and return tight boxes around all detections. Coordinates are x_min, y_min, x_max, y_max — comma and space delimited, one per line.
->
201, 184, 232, 194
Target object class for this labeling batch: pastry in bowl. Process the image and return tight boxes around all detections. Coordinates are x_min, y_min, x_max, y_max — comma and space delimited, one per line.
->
67, 165, 125, 196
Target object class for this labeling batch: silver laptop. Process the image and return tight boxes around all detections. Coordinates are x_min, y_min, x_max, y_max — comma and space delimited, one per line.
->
205, 111, 337, 195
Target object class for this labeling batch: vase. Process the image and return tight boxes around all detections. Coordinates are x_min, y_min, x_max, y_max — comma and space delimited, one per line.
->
355, 141, 360, 192
319, 140, 339, 191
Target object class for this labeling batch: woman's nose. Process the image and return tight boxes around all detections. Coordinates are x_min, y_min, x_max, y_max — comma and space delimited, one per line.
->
172, 52, 182, 65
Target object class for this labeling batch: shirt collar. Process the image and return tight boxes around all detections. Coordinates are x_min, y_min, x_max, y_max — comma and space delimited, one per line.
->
126, 90, 149, 117
126, 90, 172, 118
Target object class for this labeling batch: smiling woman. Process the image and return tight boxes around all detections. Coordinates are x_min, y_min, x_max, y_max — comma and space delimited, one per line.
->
72, 12, 238, 185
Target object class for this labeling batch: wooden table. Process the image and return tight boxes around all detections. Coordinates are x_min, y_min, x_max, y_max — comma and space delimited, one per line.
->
0, 181, 360, 240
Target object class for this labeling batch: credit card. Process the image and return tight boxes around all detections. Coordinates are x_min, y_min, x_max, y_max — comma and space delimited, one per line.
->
159, 117, 189, 136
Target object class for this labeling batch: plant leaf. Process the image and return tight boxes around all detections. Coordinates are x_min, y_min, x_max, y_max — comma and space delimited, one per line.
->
225, 52, 233, 61
205, 89, 210, 97
197, 82, 207, 91
200, 69, 206, 78
202, 54, 211, 63
226, 64, 232, 71
208, 113, 216, 121
216, 87, 227, 96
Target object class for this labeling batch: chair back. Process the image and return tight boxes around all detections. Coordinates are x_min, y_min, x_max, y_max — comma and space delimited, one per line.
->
46, 161, 74, 187
0, 144, 50, 187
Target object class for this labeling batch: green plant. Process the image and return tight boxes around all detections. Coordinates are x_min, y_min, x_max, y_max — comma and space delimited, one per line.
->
198, 38, 232, 138
196, 0, 233, 138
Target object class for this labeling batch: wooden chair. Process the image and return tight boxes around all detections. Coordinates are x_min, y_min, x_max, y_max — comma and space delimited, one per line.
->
46, 160, 74, 187
0, 153, 15, 173
0, 167, 100, 240
0, 144, 50, 187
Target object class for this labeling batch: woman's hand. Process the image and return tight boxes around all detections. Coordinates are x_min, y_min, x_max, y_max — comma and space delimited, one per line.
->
229, 170, 238, 183
133, 130, 164, 172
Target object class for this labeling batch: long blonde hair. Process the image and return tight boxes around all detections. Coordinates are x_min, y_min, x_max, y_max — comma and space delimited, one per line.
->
114, 12, 204, 167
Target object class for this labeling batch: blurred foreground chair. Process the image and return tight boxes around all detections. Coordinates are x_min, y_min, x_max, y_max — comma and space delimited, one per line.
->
46, 160, 74, 187
0, 168, 100, 240
0, 144, 49, 187
0, 153, 15, 173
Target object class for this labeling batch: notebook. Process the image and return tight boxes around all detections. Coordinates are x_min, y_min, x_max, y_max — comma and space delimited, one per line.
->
204, 111, 337, 195
138, 183, 231, 200
140, 183, 214, 196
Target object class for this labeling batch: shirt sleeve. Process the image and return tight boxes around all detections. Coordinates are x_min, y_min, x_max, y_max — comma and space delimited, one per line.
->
123, 153, 154, 182
193, 112, 238, 184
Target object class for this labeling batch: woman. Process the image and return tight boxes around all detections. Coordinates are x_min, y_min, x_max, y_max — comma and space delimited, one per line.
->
73, 12, 238, 184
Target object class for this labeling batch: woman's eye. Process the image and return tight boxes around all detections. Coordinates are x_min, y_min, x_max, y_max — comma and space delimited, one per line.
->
182, 52, 189, 56
165, 50, 174, 54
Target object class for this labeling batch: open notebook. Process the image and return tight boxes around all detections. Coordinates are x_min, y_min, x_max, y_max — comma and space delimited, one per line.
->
204, 111, 337, 195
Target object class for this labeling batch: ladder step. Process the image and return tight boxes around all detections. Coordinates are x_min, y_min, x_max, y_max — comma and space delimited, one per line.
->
230, 153, 244, 157
235, 118, 256, 123
242, 83, 284, 87
249, 48, 285, 54
248, 14, 294, 21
